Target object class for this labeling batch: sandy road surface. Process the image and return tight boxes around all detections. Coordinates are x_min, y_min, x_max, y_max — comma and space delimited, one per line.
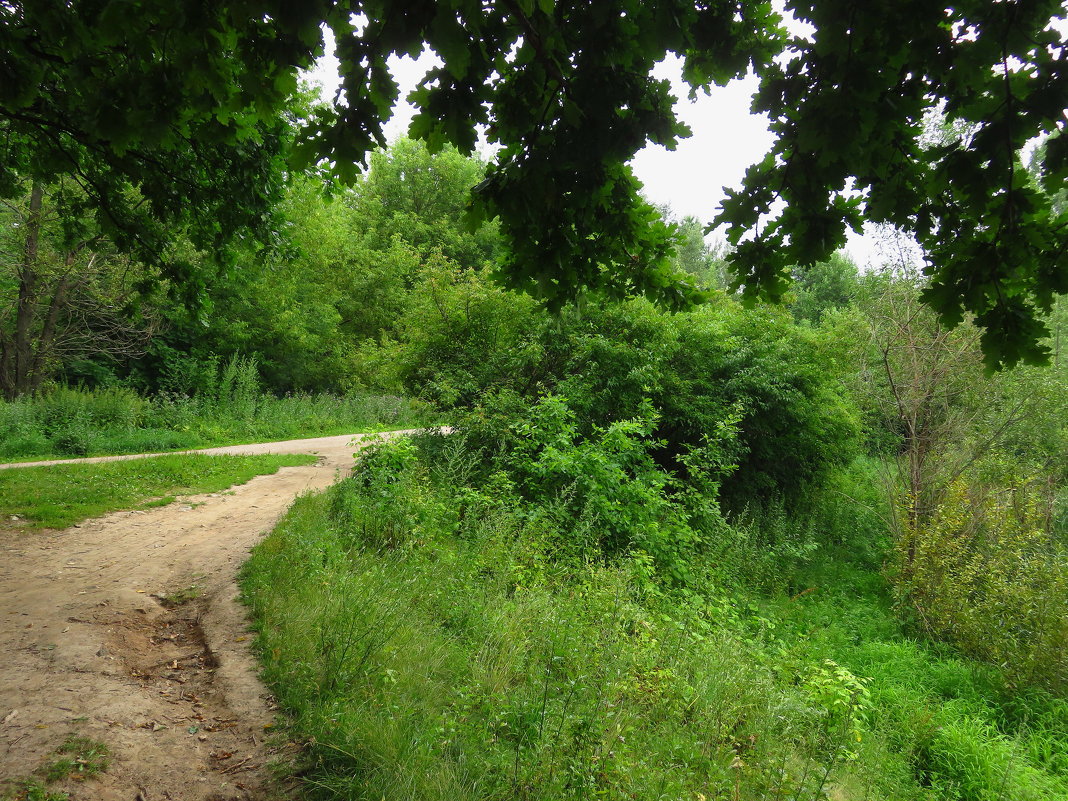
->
0, 430, 419, 800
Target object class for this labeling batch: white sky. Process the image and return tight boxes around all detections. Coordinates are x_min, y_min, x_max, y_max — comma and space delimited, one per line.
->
307, 37, 886, 268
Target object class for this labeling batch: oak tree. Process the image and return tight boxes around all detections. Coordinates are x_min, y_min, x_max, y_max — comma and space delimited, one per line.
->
3, 0, 1065, 367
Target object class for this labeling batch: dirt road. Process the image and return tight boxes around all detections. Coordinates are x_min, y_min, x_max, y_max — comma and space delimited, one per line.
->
0, 431, 418, 800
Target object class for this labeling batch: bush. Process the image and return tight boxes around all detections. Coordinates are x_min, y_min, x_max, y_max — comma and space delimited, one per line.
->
894, 480, 1068, 692
329, 437, 451, 550
0, 432, 52, 458
504, 395, 727, 580
417, 294, 862, 515
50, 423, 98, 456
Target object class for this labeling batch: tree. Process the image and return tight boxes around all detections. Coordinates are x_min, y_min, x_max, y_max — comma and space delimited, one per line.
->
0, 180, 156, 398
855, 262, 1068, 690
789, 252, 861, 325
346, 138, 501, 270
661, 209, 731, 290
3, 1, 1065, 366
0, 0, 295, 305
718, 1, 1068, 368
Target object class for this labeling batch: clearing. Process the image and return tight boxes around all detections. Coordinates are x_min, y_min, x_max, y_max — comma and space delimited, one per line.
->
0, 431, 417, 800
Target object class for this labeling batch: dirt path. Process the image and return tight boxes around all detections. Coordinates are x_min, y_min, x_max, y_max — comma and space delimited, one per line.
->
0, 430, 419, 800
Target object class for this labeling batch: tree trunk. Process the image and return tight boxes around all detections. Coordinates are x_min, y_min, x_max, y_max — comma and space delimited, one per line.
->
4, 180, 45, 400
28, 269, 72, 394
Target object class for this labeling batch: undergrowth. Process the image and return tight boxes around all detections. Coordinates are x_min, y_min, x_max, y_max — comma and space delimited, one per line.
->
0, 363, 432, 461
240, 434, 1068, 800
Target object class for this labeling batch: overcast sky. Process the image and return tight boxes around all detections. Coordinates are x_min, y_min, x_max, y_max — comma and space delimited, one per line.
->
307, 39, 888, 267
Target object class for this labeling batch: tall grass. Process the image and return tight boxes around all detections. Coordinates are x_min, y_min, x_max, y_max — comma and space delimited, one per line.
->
243, 496, 878, 800
0, 357, 432, 459
241, 441, 1068, 801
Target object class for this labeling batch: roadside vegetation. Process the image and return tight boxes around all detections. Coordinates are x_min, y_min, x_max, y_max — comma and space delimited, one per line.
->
241, 215, 1068, 799
0, 365, 428, 461
0, 452, 316, 529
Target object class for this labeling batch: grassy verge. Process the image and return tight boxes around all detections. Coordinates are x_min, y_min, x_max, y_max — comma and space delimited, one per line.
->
0, 385, 434, 461
0, 423, 406, 465
0, 452, 317, 529
240, 444, 1068, 801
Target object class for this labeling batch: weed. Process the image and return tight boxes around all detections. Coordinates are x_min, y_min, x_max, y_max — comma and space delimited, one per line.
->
1, 780, 69, 801
43, 736, 110, 782
158, 583, 202, 607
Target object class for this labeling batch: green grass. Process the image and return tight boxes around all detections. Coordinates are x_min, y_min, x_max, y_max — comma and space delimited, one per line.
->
158, 582, 203, 607
43, 736, 110, 783
0, 452, 316, 529
2, 734, 110, 801
1, 781, 68, 801
759, 555, 1068, 801
0, 385, 435, 461
240, 448, 1068, 801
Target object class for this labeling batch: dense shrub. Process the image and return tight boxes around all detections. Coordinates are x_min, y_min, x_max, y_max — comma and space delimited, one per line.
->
371, 261, 541, 408
422, 293, 862, 513
894, 480, 1068, 692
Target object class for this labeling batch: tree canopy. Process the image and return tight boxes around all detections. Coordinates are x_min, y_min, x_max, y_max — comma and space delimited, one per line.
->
2, 0, 1066, 366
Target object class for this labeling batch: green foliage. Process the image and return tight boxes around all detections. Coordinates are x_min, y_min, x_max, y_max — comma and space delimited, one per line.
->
719, 3, 1068, 368
0, 376, 430, 460
848, 267, 1068, 690
1, 1, 295, 291
768, 557, 1068, 801
368, 260, 540, 407
348, 138, 501, 270
373, 274, 861, 513
0, 452, 316, 529
427, 294, 861, 511
503, 395, 729, 580
895, 479, 1068, 693
790, 252, 862, 325
7, 3, 1063, 364
0, 180, 159, 398
43, 736, 109, 783
130, 140, 502, 397
800, 659, 872, 760
662, 210, 731, 290
330, 437, 449, 551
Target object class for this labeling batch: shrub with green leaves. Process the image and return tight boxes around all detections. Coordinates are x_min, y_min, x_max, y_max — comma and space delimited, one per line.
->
401, 289, 862, 515
330, 436, 451, 550
242, 458, 906, 801
503, 395, 721, 580
532, 298, 860, 509
895, 479, 1068, 692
